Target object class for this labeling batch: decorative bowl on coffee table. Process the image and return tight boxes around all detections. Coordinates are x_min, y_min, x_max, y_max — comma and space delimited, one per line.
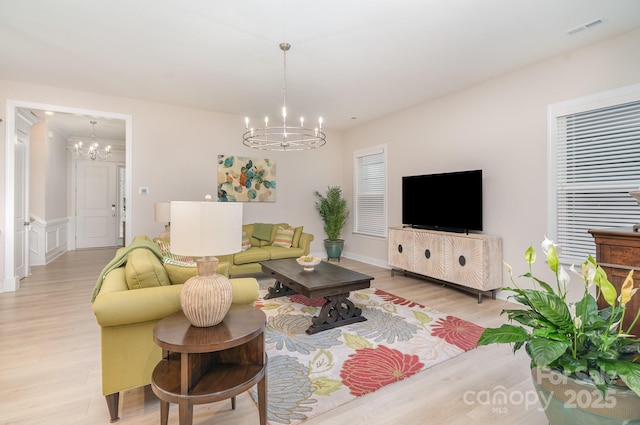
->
296, 256, 321, 271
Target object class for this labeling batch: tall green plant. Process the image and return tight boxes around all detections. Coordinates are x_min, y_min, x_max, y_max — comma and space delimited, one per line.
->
314, 186, 349, 241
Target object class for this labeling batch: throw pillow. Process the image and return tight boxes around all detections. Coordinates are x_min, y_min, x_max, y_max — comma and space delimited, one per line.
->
163, 258, 230, 285
125, 248, 171, 290
163, 262, 198, 285
292, 226, 303, 247
272, 226, 295, 248
252, 223, 274, 241
155, 239, 197, 265
241, 230, 251, 251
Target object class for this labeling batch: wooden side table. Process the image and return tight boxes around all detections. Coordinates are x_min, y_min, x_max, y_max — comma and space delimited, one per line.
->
151, 306, 267, 425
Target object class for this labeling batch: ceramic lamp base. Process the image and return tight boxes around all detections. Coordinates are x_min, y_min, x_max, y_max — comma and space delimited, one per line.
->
180, 257, 233, 327
158, 224, 170, 239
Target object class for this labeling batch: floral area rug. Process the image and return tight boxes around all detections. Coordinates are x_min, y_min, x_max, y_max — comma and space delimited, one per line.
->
250, 279, 484, 425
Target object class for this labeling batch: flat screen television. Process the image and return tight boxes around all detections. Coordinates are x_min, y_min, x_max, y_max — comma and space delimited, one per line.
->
402, 169, 483, 233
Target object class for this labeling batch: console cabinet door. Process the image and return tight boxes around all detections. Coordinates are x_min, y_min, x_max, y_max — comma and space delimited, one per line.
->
444, 236, 485, 290
414, 231, 444, 279
388, 228, 415, 271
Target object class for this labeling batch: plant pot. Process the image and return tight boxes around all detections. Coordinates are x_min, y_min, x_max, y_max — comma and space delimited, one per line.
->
323, 239, 344, 261
531, 367, 640, 425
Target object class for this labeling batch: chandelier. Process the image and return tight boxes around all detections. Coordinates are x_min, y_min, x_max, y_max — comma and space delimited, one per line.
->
72, 120, 112, 160
243, 43, 326, 151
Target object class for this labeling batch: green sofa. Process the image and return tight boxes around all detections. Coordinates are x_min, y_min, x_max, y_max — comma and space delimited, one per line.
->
217, 223, 314, 276
91, 236, 259, 422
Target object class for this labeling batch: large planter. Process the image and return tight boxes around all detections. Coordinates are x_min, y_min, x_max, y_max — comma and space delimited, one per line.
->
531, 367, 640, 425
324, 239, 344, 261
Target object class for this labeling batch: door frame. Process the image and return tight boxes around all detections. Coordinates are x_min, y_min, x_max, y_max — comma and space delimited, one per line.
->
3, 100, 133, 292
13, 109, 37, 283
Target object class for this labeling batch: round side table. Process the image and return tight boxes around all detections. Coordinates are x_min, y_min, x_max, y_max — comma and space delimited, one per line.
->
151, 305, 267, 425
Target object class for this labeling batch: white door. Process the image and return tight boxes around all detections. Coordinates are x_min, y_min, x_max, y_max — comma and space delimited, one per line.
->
76, 160, 118, 248
14, 115, 31, 280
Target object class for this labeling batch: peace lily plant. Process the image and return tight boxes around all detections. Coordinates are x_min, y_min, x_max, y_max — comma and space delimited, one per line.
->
478, 237, 640, 397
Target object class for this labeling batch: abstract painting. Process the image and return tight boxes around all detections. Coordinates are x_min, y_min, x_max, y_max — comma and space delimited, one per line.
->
217, 155, 276, 202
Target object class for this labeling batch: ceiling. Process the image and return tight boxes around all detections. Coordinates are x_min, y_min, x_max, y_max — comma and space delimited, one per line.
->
2, 1, 640, 141
17, 109, 127, 149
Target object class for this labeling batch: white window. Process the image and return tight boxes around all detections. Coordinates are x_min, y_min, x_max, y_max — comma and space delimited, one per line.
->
548, 84, 640, 263
354, 145, 387, 237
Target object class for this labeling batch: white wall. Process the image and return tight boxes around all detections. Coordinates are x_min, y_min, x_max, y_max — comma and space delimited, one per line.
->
1, 82, 343, 287
27, 119, 71, 267
45, 121, 68, 220
28, 120, 46, 220
28, 119, 68, 222
2, 29, 639, 292
342, 29, 640, 288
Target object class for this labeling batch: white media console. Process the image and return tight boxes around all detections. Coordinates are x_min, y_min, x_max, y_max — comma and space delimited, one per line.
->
388, 227, 503, 303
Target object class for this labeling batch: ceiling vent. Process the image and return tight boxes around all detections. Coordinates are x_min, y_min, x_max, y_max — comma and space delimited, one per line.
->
566, 18, 604, 35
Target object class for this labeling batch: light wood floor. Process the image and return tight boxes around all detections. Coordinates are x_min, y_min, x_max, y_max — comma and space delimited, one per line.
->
0, 249, 548, 425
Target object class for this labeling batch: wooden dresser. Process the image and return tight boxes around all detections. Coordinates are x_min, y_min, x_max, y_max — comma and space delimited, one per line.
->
588, 227, 640, 335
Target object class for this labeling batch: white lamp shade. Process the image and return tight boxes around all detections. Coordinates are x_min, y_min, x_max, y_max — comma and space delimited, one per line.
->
170, 201, 243, 257
154, 202, 171, 223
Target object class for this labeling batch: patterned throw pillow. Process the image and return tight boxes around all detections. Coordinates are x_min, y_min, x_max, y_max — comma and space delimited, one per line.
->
163, 257, 197, 267
241, 230, 251, 251
272, 226, 295, 248
154, 238, 171, 255
155, 239, 197, 266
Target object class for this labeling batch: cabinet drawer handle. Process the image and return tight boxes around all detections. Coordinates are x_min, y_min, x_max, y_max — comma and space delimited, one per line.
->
398, 244, 403, 253
459, 255, 466, 266
424, 249, 431, 259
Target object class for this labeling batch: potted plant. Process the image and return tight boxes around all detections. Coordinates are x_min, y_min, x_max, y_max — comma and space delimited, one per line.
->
314, 186, 349, 261
478, 238, 640, 423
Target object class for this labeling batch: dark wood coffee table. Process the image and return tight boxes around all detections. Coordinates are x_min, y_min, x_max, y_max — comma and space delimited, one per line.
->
260, 258, 374, 334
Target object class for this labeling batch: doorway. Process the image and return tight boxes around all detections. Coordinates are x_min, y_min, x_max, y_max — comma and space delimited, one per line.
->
75, 160, 119, 249
3, 100, 132, 292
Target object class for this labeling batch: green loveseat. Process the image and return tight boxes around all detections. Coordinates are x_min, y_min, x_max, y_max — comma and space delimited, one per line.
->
91, 236, 259, 422
217, 223, 314, 276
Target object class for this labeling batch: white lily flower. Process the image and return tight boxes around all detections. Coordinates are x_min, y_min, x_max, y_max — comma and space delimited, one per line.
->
569, 302, 583, 328
610, 320, 621, 332
582, 262, 596, 287
558, 266, 570, 288
541, 236, 562, 256
570, 264, 582, 279
574, 316, 583, 329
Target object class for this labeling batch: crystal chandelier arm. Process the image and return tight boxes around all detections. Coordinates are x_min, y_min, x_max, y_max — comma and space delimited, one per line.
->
69, 120, 113, 160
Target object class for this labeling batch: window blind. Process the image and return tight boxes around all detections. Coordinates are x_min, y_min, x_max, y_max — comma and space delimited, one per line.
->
555, 100, 640, 262
354, 147, 386, 237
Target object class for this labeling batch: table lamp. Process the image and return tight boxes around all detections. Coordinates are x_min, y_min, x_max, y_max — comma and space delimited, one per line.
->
170, 200, 243, 327
154, 202, 171, 239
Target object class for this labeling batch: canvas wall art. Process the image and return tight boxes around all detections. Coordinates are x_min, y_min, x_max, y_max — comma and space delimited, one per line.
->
217, 155, 276, 202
